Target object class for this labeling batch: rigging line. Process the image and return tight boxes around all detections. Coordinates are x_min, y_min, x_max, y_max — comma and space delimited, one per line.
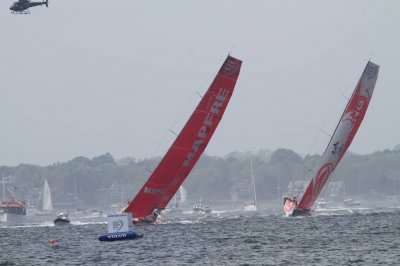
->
228, 46, 235, 57
368, 51, 375, 62
133, 95, 200, 195
127, 57, 220, 200
296, 167, 313, 198
308, 76, 355, 152
301, 80, 354, 184
342, 93, 350, 101
321, 130, 331, 137
133, 92, 199, 191
145, 168, 153, 174
169, 129, 178, 136
148, 55, 225, 158
131, 126, 173, 198
167, 55, 222, 133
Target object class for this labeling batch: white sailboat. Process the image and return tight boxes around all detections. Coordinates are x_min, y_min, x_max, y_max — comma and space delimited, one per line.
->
164, 186, 187, 215
192, 196, 211, 214
42, 178, 53, 211
244, 160, 257, 211
35, 178, 54, 216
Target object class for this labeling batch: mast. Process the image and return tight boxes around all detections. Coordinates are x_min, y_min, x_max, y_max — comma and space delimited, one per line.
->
124, 55, 242, 219
250, 160, 257, 206
173, 193, 178, 208
2, 176, 5, 201
121, 185, 124, 206
277, 177, 281, 198
1, 176, 12, 201
297, 61, 379, 210
74, 176, 78, 208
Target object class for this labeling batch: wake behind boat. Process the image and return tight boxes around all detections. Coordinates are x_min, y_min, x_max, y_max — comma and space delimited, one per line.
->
284, 61, 379, 217
123, 55, 242, 223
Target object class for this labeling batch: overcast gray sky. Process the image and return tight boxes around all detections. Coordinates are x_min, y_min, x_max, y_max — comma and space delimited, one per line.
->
0, 0, 399, 166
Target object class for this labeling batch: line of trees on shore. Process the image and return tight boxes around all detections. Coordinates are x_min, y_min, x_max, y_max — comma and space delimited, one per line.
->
1, 145, 400, 208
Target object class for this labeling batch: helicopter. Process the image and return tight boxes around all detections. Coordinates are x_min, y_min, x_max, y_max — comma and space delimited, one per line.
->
10, 0, 48, 14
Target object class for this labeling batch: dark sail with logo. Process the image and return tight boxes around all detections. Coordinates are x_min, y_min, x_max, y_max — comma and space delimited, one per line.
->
124, 55, 242, 220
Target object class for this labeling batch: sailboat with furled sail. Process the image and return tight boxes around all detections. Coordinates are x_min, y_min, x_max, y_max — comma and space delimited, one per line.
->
123, 55, 242, 223
244, 160, 257, 211
284, 61, 379, 217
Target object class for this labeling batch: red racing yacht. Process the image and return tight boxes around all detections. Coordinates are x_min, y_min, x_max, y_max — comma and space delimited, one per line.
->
124, 55, 242, 223
284, 61, 379, 216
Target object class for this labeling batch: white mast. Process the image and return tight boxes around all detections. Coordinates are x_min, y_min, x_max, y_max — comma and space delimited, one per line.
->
250, 160, 257, 207
2, 176, 5, 201
121, 185, 124, 206
74, 176, 78, 207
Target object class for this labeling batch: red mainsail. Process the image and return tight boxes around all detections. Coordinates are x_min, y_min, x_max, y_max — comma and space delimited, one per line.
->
297, 61, 379, 210
124, 55, 242, 219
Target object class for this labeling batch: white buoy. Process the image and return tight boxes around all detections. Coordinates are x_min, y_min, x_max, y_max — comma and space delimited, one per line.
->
99, 212, 143, 241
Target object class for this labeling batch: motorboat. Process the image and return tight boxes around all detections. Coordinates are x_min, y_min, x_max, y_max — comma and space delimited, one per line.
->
54, 213, 70, 225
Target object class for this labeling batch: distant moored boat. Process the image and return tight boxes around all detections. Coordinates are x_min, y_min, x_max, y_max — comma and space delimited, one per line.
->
244, 160, 257, 211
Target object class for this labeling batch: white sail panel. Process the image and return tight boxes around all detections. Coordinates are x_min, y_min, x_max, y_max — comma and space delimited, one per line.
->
179, 186, 187, 203
42, 179, 53, 211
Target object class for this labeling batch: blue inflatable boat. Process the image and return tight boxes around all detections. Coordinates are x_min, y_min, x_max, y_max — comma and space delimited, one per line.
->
99, 231, 144, 242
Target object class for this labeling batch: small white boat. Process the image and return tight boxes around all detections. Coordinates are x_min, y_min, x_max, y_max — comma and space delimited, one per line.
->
244, 202, 257, 211
192, 197, 211, 214
317, 198, 327, 209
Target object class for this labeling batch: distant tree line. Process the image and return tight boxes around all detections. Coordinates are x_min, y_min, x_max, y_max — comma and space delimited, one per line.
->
1, 146, 400, 208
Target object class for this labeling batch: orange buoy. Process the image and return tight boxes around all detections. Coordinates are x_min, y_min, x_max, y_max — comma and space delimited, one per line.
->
49, 239, 55, 244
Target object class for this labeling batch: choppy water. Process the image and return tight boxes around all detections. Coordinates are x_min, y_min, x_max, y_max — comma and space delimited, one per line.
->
1, 206, 400, 265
